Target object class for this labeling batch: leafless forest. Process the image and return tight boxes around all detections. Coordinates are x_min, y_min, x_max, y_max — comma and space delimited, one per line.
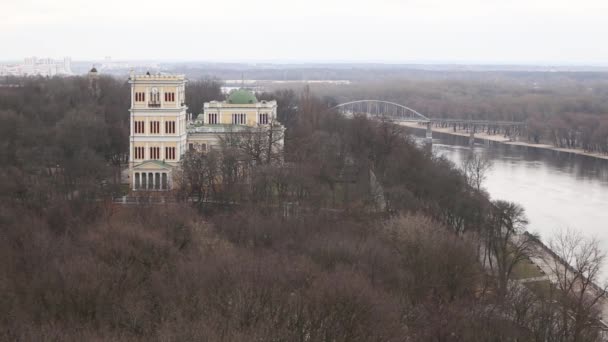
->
296, 74, 608, 153
1, 74, 606, 341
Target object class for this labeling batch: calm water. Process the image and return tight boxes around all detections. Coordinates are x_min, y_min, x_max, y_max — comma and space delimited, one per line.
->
413, 129, 608, 252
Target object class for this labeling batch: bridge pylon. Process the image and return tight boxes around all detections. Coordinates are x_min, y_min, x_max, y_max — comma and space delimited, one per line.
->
469, 129, 475, 147
425, 122, 433, 145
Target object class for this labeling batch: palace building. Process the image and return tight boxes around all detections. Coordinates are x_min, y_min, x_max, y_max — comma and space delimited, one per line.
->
187, 89, 280, 152
128, 73, 283, 191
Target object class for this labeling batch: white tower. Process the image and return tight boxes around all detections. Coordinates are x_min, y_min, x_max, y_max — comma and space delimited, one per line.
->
128, 72, 188, 191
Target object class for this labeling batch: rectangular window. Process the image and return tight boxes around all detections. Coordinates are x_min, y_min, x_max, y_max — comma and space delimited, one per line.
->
232, 113, 246, 125
135, 92, 145, 102
134, 120, 145, 133
165, 147, 176, 160
149, 147, 160, 160
259, 113, 268, 125
150, 121, 160, 134
164, 92, 175, 102
134, 146, 145, 160
208, 113, 218, 124
165, 121, 175, 134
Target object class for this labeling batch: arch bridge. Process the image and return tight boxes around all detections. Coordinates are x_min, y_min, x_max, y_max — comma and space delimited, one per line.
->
332, 100, 431, 122
331, 100, 525, 144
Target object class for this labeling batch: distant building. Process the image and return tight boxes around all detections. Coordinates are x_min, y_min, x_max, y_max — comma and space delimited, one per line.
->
88, 66, 100, 97
128, 73, 284, 191
0, 57, 72, 77
187, 89, 281, 151
101, 56, 159, 72
128, 73, 188, 191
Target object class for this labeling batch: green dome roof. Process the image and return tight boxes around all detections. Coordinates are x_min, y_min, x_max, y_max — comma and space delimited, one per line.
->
227, 89, 257, 104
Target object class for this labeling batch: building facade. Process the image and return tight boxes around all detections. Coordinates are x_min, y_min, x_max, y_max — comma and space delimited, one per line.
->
187, 89, 280, 151
129, 73, 188, 191
128, 74, 283, 191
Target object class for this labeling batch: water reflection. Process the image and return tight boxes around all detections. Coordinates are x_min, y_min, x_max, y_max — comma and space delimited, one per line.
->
409, 128, 608, 252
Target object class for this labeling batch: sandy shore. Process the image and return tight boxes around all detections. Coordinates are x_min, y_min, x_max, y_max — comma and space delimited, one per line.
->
399, 122, 608, 161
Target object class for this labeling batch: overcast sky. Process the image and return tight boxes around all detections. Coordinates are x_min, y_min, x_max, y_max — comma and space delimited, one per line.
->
2, 0, 608, 64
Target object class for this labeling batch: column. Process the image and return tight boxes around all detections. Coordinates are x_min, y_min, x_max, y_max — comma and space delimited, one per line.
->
149, 172, 154, 190
130, 83, 135, 108
134, 172, 140, 190
129, 116, 134, 164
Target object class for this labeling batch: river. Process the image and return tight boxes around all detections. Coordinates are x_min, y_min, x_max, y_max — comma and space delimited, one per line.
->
409, 129, 608, 253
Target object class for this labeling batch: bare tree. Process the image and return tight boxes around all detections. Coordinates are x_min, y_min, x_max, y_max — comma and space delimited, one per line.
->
462, 152, 493, 191
547, 228, 607, 342
502, 281, 565, 342
485, 200, 536, 298
265, 119, 285, 165
176, 149, 220, 206
221, 122, 285, 167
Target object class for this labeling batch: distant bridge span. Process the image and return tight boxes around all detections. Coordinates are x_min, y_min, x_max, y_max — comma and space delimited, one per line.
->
332, 100, 430, 122
332, 100, 526, 144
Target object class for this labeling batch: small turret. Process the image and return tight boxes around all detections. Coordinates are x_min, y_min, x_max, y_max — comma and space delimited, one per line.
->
88, 65, 99, 97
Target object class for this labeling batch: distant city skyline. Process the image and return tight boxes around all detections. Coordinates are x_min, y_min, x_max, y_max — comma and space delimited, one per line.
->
4, 58, 608, 67
3, 0, 608, 65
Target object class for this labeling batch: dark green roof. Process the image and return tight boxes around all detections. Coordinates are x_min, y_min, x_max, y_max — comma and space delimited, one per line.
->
227, 89, 257, 104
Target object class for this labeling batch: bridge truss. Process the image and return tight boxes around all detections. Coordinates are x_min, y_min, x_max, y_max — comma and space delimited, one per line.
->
332, 99, 526, 144
332, 100, 430, 122
332, 100, 524, 126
